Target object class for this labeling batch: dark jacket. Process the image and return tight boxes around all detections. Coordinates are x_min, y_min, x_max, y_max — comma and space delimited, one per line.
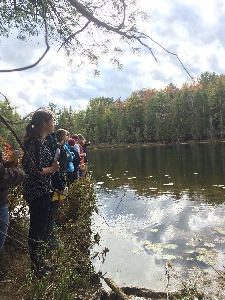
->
0, 163, 25, 207
45, 134, 65, 191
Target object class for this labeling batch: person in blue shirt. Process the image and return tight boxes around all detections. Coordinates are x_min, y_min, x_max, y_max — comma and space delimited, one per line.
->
56, 129, 74, 185
68, 138, 81, 181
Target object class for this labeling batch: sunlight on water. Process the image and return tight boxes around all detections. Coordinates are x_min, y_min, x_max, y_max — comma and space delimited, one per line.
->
92, 185, 225, 291
89, 144, 225, 291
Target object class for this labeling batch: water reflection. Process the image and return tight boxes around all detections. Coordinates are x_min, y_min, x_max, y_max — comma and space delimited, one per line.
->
89, 144, 225, 291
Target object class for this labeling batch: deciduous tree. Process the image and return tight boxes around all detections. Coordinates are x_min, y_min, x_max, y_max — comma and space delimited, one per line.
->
0, 0, 192, 78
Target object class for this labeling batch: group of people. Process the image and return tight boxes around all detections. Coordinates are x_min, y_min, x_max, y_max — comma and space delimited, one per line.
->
0, 109, 90, 277
47, 129, 87, 187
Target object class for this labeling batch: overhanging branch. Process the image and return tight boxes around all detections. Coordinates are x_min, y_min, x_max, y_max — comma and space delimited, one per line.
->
0, 0, 50, 73
0, 0, 193, 79
0, 47, 49, 73
67, 0, 193, 79
57, 20, 91, 52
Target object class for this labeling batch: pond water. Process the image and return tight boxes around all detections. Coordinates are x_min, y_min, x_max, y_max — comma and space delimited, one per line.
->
88, 143, 225, 292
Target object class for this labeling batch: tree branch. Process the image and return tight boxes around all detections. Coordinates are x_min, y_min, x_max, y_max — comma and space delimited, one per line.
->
0, 0, 193, 79
135, 31, 194, 80
0, 47, 49, 73
67, 0, 193, 79
117, 0, 126, 30
68, 0, 133, 35
57, 20, 91, 52
0, 0, 50, 73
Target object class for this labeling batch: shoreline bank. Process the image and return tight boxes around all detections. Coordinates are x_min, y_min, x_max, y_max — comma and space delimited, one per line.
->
87, 139, 225, 149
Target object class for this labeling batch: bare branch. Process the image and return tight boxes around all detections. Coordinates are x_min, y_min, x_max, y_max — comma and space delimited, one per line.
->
67, 0, 193, 79
0, 228, 28, 248
0, 92, 42, 124
136, 31, 194, 80
57, 20, 91, 52
117, 0, 126, 30
0, 0, 193, 78
0, 47, 49, 73
135, 37, 157, 62
0, 0, 50, 73
68, 0, 132, 35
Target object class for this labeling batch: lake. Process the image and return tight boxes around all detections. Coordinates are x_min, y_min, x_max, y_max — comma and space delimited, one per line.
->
88, 143, 225, 293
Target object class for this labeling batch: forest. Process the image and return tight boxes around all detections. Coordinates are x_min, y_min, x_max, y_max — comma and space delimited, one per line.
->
1, 71, 225, 147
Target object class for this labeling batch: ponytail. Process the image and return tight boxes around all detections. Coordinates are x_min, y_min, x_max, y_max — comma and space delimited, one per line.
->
24, 109, 54, 145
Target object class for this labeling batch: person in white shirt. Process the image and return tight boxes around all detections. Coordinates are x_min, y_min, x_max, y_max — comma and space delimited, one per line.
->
71, 134, 80, 153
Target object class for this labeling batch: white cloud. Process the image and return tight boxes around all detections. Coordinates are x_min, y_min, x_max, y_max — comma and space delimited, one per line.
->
0, 0, 225, 116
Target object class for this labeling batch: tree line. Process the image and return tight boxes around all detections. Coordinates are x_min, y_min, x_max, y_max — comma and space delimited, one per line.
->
1, 71, 225, 147
54, 71, 225, 144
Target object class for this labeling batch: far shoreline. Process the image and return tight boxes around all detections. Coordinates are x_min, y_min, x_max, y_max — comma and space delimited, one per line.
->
87, 139, 225, 149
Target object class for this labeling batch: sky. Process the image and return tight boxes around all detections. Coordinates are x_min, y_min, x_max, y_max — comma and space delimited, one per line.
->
0, 0, 225, 116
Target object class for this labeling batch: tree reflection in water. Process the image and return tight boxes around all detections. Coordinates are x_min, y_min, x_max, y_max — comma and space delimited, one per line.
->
89, 143, 225, 292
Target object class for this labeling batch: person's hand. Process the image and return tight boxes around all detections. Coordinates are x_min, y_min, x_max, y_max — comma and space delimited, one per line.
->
51, 161, 59, 173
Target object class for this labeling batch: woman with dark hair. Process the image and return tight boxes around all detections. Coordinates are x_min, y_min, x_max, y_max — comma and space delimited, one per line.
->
22, 109, 59, 277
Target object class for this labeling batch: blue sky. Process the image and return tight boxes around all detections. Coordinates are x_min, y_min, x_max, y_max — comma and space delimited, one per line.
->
0, 0, 224, 116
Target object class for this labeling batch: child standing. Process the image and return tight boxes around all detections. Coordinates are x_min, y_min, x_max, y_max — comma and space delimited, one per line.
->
22, 109, 59, 277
